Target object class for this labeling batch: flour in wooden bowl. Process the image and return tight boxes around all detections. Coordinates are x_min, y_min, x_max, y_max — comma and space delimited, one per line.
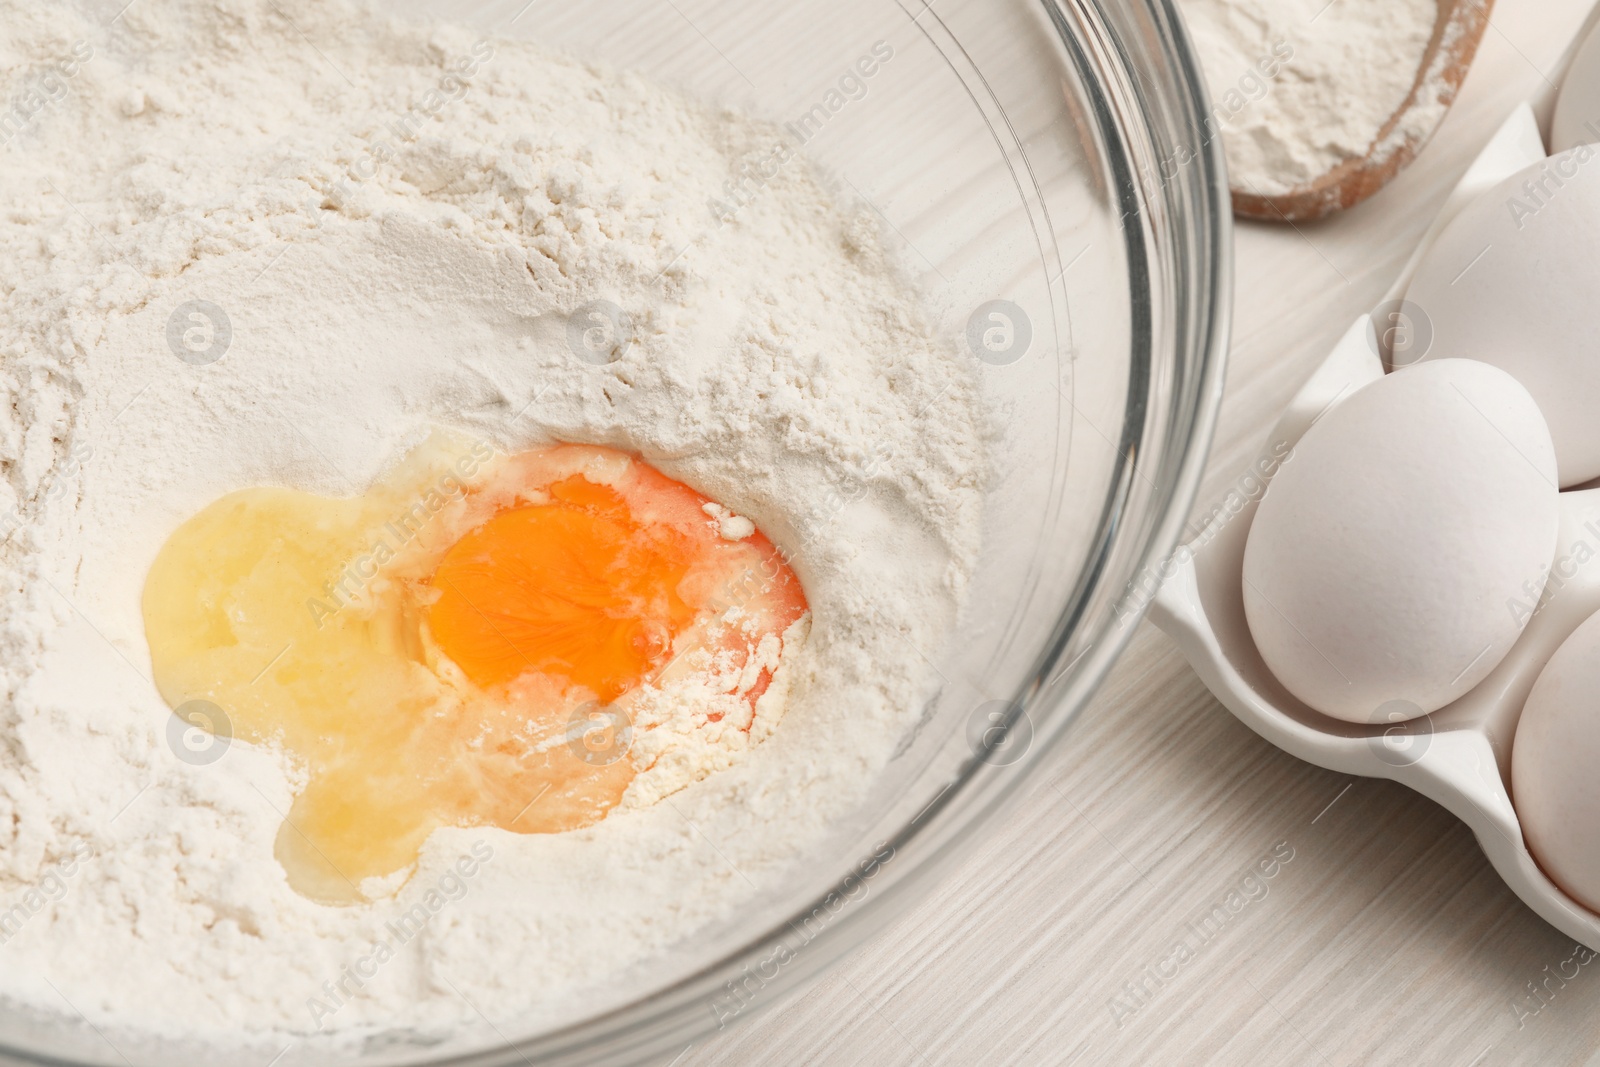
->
1179, 0, 1441, 196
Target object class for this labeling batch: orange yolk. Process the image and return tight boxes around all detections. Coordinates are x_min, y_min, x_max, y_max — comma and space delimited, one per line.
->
428, 476, 697, 701
141, 437, 808, 903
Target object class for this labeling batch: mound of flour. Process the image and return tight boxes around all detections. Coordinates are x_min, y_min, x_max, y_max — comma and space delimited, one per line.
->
1180, 0, 1440, 195
0, 0, 983, 1047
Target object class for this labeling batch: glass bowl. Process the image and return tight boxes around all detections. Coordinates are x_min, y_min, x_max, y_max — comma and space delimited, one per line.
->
0, 0, 1227, 1063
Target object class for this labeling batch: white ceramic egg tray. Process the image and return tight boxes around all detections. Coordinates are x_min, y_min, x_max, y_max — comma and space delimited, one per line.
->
1151, 5, 1600, 951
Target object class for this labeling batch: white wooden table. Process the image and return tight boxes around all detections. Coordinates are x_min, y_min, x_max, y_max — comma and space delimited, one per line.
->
684, 1, 1600, 1063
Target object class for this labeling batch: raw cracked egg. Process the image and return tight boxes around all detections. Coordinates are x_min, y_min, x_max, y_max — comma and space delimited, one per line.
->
1242, 359, 1559, 723
1513, 607, 1600, 912
1406, 148, 1600, 487
142, 434, 808, 903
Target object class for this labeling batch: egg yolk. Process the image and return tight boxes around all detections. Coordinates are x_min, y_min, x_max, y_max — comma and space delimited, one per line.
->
141, 435, 807, 903
428, 474, 695, 701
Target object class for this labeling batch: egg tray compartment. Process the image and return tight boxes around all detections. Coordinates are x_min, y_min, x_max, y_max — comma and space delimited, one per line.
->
1151, 7, 1600, 952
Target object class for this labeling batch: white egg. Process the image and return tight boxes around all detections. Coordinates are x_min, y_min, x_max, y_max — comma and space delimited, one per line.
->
1513, 608, 1600, 912
1406, 148, 1600, 486
1242, 359, 1558, 724
1553, 17, 1600, 152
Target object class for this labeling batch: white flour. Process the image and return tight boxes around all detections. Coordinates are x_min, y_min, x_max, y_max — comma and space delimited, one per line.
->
0, 0, 984, 1049
1179, 0, 1441, 195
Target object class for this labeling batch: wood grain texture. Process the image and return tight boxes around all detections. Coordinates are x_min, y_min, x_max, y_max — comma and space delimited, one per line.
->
1234, 0, 1494, 223
677, 1, 1600, 1064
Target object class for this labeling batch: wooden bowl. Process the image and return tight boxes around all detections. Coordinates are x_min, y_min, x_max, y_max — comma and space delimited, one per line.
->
1233, 0, 1494, 223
